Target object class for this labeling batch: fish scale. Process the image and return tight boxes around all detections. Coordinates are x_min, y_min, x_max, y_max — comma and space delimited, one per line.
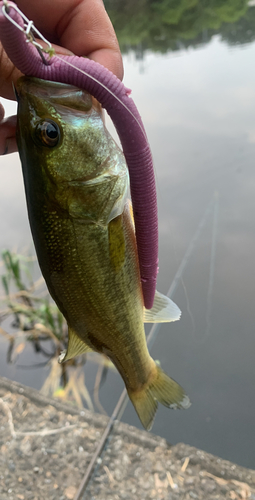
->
16, 76, 190, 430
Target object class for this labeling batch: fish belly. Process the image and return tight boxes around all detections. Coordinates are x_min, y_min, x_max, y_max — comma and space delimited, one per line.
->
31, 200, 152, 390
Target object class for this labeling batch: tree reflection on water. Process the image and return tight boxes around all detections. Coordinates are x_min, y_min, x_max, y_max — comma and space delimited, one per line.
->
103, 0, 255, 57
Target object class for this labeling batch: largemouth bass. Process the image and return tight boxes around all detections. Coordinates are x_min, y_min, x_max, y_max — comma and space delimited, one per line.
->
16, 77, 190, 430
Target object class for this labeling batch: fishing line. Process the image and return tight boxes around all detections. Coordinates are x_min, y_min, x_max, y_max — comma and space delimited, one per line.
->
146, 195, 216, 349
2, 1, 52, 49
0, 4, 218, 493
74, 194, 218, 500
53, 54, 149, 142
0, 1, 159, 310
1, 3, 148, 142
204, 191, 219, 341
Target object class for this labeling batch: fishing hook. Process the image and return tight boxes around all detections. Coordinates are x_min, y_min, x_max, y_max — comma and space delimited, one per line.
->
0, 0, 159, 309
1, 1, 54, 64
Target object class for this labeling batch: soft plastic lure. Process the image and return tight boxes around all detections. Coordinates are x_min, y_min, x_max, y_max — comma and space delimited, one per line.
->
0, 1, 158, 308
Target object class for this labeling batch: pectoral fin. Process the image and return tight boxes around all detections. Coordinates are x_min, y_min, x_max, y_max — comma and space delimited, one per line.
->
143, 290, 181, 323
58, 327, 93, 363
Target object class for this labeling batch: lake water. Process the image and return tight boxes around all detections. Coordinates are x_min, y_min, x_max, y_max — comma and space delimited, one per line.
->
1, 2, 255, 469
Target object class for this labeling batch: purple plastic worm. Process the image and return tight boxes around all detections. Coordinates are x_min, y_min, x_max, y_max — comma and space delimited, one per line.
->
0, 1, 158, 309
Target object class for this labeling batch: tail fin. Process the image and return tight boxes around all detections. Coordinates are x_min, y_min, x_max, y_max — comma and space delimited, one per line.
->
128, 364, 190, 431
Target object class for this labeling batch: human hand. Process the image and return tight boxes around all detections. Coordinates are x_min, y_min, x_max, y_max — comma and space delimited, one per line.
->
0, 0, 123, 154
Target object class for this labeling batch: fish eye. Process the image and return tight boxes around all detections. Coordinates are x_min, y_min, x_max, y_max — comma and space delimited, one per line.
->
35, 120, 61, 148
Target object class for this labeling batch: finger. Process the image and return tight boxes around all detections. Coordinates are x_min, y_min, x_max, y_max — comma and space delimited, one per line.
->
0, 44, 23, 100
0, 38, 73, 100
0, 115, 17, 155
58, 0, 123, 79
16, 0, 123, 80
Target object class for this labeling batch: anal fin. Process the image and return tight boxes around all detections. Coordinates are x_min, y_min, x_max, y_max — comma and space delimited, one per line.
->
58, 327, 93, 363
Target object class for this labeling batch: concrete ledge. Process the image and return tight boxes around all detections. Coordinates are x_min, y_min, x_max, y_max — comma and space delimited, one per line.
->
0, 376, 255, 500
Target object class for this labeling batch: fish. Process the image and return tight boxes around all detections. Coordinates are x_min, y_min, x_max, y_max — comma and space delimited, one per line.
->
16, 76, 190, 430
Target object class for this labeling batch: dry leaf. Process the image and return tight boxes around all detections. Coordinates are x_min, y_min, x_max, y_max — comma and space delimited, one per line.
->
181, 457, 190, 472
166, 471, 178, 489
201, 471, 228, 486
201, 471, 252, 499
